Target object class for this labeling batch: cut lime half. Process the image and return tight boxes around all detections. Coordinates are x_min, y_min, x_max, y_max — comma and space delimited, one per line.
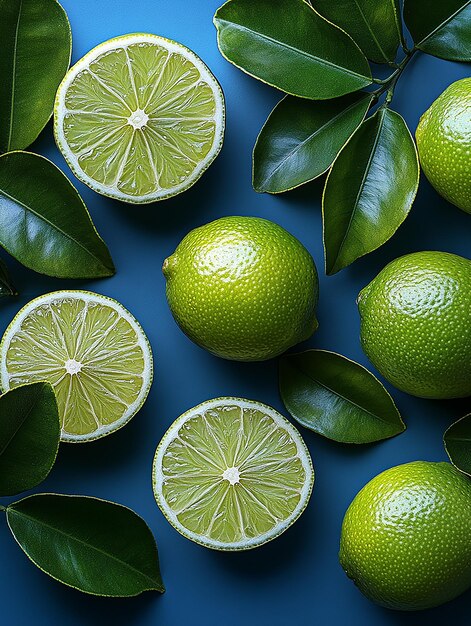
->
0, 291, 153, 442
54, 33, 225, 204
153, 398, 314, 550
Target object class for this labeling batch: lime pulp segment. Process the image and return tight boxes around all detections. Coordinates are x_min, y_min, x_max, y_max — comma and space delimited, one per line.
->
0, 291, 153, 442
153, 398, 314, 550
54, 34, 225, 203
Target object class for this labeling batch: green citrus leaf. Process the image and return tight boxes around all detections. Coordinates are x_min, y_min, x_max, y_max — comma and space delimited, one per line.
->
444, 414, 471, 476
312, 0, 402, 64
323, 108, 419, 275
0, 0, 72, 153
0, 152, 115, 279
6, 494, 165, 596
0, 257, 17, 298
279, 350, 405, 444
253, 92, 372, 193
214, 0, 372, 100
0, 383, 59, 497
404, 0, 471, 61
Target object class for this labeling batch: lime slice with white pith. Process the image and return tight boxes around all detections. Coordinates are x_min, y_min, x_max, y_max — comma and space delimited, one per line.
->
153, 398, 314, 550
54, 33, 225, 204
0, 291, 153, 442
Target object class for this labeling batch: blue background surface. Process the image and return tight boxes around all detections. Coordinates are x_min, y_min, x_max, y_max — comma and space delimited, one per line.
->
0, 1, 470, 624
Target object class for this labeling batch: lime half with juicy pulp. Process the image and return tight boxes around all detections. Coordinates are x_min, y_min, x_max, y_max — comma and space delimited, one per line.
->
153, 398, 314, 550
54, 33, 225, 204
0, 291, 153, 442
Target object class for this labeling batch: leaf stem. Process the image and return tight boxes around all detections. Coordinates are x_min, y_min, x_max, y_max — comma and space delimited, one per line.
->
384, 73, 402, 105
400, 36, 411, 55
371, 49, 417, 105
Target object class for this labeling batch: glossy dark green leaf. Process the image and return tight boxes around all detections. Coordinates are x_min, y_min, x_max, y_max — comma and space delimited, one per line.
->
0, 257, 17, 298
323, 108, 419, 275
0, 384, 59, 496
7, 494, 165, 596
444, 414, 471, 475
0, 0, 72, 153
279, 350, 405, 444
404, 0, 471, 61
0, 152, 115, 279
214, 0, 372, 100
253, 92, 372, 193
313, 0, 402, 63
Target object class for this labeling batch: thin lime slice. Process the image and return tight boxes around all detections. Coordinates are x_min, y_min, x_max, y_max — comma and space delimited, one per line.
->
153, 398, 314, 550
0, 291, 153, 442
54, 33, 225, 204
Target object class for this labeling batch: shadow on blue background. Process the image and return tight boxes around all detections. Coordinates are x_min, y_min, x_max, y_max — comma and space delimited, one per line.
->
0, 1, 470, 625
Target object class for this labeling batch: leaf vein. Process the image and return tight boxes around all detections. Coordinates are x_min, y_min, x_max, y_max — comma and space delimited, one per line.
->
351, 0, 389, 62
292, 366, 395, 426
8, 508, 160, 588
218, 19, 370, 82
330, 111, 385, 268
0, 188, 108, 270
418, 2, 470, 48
260, 95, 370, 189
0, 388, 40, 458
6, 0, 23, 151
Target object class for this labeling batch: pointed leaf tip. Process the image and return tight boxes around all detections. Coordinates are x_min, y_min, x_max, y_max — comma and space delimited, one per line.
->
323, 108, 419, 274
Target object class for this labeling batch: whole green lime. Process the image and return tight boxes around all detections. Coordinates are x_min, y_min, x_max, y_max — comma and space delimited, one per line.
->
416, 78, 471, 214
358, 251, 471, 399
340, 461, 471, 611
163, 216, 319, 361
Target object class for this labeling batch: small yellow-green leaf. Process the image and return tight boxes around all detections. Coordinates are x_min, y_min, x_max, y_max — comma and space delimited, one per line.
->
312, 0, 402, 64
323, 108, 419, 275
0, 0, 72, 153
7, 494, 165, 596
0, 383, 59, 496
214, 0, 372, 100
404, 0, 471, 62
0, 257, 17, 298
253, 92, 372, 193
0, 152, 115, 279
444, 414, 471, 476
279, 350, 405, 444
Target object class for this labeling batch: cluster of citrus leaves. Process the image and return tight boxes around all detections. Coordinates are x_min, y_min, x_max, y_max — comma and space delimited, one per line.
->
0, 0, 164, 597
0, 0, 115, 291
0, 382, 164, 596
214, 0, 471, 274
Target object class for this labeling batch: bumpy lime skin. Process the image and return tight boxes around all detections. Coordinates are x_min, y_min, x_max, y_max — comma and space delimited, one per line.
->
358, 251, 471, 399
340, 461, 471, 611
163, 216, 319, 361
416, 78, 471, 214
